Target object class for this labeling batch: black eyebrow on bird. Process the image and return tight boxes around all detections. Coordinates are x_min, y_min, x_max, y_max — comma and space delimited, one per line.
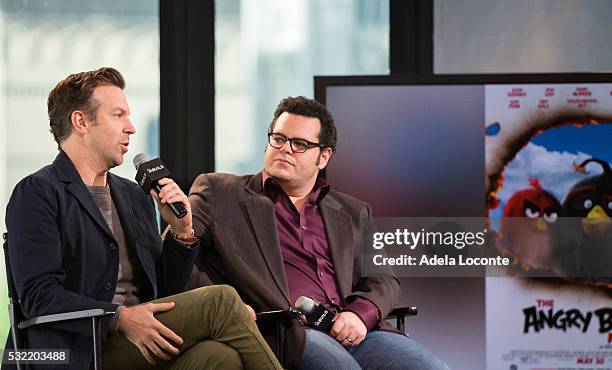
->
523, 199, 540, 210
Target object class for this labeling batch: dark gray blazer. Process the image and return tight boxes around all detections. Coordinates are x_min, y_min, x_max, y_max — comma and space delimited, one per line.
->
188, 172, 400, 368
4, 151, 199, 370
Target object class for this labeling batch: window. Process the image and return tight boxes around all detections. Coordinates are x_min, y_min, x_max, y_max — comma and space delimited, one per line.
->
215, 0, 389, 174
0, 0, 159, 340
434, 0, 612, 73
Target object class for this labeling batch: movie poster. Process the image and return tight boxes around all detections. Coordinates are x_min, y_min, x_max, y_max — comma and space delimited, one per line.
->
485, 83, 612, 370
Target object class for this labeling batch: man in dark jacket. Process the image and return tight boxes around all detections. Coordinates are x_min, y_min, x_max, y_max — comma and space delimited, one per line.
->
4, 67, 281, 370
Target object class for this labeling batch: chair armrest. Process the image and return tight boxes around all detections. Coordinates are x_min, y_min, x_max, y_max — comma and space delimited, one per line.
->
388, 306, 418, 318
386, 306, 417, 333
19, 309, 116, 330
256, 309, 299, 322
256, 309, 298, 368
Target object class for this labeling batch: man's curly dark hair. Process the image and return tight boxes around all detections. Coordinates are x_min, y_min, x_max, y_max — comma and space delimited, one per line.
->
268, 96, 337, 151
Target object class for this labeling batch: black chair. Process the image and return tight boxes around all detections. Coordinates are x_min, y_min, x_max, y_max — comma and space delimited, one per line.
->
2, 232, 115, 370
386, 306, 419, 333
257, 304, 417, 368
256, 309, 300, 366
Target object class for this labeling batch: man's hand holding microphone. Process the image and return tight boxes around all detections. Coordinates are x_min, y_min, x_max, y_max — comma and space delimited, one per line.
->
295, 296, 367, 348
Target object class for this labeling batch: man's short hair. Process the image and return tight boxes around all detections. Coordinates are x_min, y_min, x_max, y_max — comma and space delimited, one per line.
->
48, 67, 125, 145
269, 96, 337, 151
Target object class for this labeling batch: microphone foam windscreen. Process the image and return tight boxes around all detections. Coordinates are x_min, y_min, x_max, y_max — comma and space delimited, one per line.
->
133, 153, 150, 170
295, 296, 316, 314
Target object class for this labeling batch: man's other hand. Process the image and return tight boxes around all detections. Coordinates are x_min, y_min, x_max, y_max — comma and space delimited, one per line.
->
330, 311, 367, 347
117, 302, 184, 365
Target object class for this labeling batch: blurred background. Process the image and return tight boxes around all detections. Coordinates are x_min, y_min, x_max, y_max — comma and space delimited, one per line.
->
1, 1, 612, 368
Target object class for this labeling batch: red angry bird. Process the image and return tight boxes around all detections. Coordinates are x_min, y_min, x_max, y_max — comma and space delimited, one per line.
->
499, 178, 562, 270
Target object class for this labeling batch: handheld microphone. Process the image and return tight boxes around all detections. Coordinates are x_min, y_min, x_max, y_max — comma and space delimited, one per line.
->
133, 153, 187, 219
294, 296, 334, 332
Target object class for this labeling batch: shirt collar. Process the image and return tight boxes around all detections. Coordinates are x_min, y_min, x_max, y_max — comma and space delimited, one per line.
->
262, 171, 330, 204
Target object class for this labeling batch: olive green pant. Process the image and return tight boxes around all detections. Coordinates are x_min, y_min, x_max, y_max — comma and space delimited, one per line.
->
102, 285, 282, 370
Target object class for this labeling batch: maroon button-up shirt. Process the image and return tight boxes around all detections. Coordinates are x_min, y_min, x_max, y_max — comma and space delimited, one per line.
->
263, 172, 380, 331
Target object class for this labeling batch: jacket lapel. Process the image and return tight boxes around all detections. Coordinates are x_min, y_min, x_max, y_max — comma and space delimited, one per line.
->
107, 174, 136, 244
319, 196, 354, 301
54, 151, 115, 241
243, 174, 291, 306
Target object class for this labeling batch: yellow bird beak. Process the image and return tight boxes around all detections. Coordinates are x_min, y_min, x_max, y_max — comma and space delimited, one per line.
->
533, 218, 548, 232
582, 205, 611, 236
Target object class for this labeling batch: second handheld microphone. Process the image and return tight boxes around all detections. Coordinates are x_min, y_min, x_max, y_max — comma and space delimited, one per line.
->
295, 296, 335, 332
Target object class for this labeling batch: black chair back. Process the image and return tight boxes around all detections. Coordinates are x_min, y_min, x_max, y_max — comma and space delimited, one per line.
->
2, 232, 110, 370
3, 234, 20, 305
3, 232, 24, 351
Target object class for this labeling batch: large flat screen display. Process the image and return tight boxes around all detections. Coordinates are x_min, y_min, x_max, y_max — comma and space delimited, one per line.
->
315, 74, 612, 370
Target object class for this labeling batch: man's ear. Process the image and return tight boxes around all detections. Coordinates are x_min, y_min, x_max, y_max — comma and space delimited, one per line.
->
70, 110, 89, 136
317, 147, 333, 169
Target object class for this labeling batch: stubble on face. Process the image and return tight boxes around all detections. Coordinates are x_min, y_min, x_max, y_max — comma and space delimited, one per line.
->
86, 85, 132, 170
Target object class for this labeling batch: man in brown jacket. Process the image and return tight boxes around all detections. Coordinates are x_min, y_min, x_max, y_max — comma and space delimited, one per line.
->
188, 96, 449, 369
